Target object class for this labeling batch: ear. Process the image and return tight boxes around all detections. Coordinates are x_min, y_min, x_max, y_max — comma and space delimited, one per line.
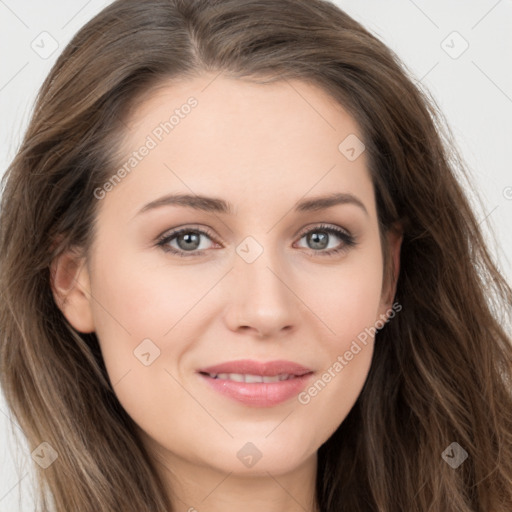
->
378, 223, 403, 316
50, 248, 95, 333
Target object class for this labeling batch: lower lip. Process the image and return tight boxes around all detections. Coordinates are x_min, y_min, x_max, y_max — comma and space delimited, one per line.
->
198, 373, 314, 407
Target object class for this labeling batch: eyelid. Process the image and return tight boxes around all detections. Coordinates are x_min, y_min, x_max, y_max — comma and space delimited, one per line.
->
295, 222, 352, 239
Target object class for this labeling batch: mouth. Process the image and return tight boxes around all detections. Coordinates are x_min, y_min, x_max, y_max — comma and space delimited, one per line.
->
196, 359, 314, 407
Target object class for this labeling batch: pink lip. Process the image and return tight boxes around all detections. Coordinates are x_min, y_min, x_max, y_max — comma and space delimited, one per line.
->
197, 359, 314, 407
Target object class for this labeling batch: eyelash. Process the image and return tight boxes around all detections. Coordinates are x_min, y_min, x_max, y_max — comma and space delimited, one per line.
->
155, 224, 357, 258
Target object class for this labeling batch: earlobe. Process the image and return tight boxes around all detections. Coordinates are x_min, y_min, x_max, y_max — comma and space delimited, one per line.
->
50, 249, 95, 333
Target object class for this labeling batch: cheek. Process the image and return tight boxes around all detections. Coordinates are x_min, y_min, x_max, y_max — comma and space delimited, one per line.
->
293, 293, 380, 448
292, 244, 383, 431
87, 254, 201, 442
90, 249, 209, 349
300, 239, 384, 351
87, 245, 228, 424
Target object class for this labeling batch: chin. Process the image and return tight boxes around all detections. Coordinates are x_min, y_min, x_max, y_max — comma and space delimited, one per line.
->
201, 432, 318, 476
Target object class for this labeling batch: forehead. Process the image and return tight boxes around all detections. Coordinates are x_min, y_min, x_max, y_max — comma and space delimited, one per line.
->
124, 73, 362, 149
101, 73, 375, 219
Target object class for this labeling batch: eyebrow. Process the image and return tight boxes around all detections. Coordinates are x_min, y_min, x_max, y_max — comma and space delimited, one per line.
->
136, 192, 368, 217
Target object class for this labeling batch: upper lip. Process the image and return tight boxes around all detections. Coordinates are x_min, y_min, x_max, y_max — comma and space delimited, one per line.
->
197, 359, 313, 377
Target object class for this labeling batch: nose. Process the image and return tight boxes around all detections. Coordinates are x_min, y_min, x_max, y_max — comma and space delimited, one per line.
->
223, 245, 300, 339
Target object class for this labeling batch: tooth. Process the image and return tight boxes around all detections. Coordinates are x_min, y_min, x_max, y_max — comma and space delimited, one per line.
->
244, 374, 264, 383
208, 373, 295, 382
228, 373, 245, 382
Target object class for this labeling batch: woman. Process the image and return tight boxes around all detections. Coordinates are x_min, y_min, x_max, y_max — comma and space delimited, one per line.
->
1, 0, 511, 511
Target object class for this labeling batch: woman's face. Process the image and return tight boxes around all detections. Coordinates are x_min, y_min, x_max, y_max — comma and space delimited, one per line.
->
57, 74, 400, 477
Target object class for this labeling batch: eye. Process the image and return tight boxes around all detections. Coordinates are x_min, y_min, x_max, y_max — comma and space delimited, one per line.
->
156, 226, 219, 257
294, 224, 356, 256
156, 223, 357, 258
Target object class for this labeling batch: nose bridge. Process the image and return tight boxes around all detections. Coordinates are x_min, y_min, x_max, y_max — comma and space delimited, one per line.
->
236, 235, 290, 304
225, 234, 298, 335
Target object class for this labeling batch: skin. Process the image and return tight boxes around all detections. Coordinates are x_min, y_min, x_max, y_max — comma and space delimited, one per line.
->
52, 73, 402, 512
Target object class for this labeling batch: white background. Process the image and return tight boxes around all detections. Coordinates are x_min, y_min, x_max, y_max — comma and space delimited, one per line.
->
1, 1, 511, 510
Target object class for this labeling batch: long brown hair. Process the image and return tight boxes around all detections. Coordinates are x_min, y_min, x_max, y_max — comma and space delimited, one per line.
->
1, 0, 511, 510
